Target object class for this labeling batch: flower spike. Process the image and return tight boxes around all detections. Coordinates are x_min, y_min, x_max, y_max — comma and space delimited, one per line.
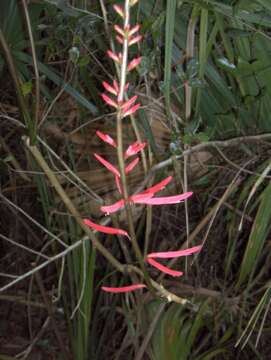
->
102, 284, 146, 293
84, 219, 129, 238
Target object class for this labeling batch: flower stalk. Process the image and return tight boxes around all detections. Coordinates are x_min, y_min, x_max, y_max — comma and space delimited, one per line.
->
115, 0, 151, 287
83, 0, 203, 295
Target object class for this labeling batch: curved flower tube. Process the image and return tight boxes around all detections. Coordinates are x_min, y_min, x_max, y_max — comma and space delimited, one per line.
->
102, 284, 146, 293
83, 219, 129, 238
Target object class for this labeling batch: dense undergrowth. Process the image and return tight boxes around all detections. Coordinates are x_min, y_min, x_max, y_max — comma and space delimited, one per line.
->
0, 0, 271, 359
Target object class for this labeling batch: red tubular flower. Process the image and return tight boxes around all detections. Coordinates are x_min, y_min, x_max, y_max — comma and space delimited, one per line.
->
100, 177, 191, 215
128, 35, 142, 46
116, 35, 124, 44
135, 192, 193, 205
114, 24, 125, 37
127, 57, 142, 71
125, 157, 139, 174
125, 141, 146, 158
122, 103, 141, 117
102, 284, 146, 293
128, 24, 140, 37
84, 219, 129, 238
141, 176, 173, 195
147, 245, 203, 259
101, 199, 125, 215
107, 50, 121, 63
147, 258, 183, 277
96, 130, 117, 148
101, 93, 118, 108
121, 95, 138, 112
115, 175, 123, 194
94, 153, 120, 178
102, 81, 118, 96
101, 193, 153, 215
113, 4, 124, 18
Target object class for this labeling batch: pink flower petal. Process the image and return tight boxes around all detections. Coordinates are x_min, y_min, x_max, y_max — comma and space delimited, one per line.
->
84, 219, 129, 238
129, 24, 140, 37
141, 176, 173, 195
125, 141, 146, 159
107, 50, 121, 63
125, 157, 139, 174
121, 95, 138, 112
135, 192, 193, 205
102, 81, 118, 96
147, 258, 183, 277
94, 153, 120, 178
147, 245, 203, 259
131, 192, 154, 203
102, 284, 146, 293
101, 199, 125, 215
113, 4, 124, 18
128, 35, 142, 46
96, 130, 117, 147
122, 103, 141, 117
116, 35, 124, 44
114, 25, 125, 37
127, 57, 142, 71
101, 93, 118, 108
115, 175, 123, 194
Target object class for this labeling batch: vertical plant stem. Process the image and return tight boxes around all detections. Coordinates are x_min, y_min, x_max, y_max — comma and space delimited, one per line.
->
116, 0, 152, 288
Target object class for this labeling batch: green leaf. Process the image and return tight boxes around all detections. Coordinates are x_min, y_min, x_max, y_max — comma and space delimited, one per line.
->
21, 81, 32, 96
17, 52, 98, 115
164, 0, 177, 112
237, 178, 271, 287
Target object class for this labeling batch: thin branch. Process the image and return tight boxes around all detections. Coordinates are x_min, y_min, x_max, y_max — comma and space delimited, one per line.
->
151, 133, 271, 173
